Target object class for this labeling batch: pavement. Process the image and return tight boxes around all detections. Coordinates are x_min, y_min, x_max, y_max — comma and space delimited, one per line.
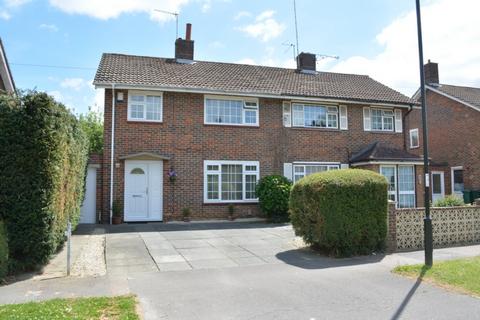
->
1, 221, 480, 319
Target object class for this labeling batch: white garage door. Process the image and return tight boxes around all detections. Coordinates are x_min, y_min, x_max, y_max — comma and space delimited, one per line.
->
80, 166, 97, 224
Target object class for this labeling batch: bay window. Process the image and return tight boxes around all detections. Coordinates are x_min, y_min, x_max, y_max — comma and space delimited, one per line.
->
128, 91, 163, 122
205, 96, 259, 126
380, 165, 416, 208
292, 103, 338, 128
204, 161, 259, 203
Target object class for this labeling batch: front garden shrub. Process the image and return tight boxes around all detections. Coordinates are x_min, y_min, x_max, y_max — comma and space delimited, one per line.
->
0, 92, 89, 271
0, 221, 8, 280
433, 195, 465, 207
256, 175, 292, 222
289, 169, 388, 257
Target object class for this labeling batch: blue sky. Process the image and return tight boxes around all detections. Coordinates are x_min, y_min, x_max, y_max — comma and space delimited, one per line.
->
1, 0, 479, 114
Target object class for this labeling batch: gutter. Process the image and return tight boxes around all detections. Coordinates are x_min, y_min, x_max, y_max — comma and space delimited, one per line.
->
109, 83, 116, 225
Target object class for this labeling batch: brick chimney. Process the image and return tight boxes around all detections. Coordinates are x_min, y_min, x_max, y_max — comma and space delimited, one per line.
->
175, 23, 194, 62
296, 52, 316, 73
424, 60, 439, 85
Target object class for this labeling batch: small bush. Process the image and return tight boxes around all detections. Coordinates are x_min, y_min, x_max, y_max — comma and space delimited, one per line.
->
0, 92, 89, 271
0, 221, 8, 280
433, 195, 465, 207
256, 175, 292, 222
289, 169, 388, 257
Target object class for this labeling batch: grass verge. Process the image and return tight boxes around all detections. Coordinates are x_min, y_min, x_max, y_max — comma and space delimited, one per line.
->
0, 295, 139, 320
393, 256, 480, 297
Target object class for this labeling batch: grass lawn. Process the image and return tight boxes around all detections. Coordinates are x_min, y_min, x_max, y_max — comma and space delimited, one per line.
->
0, 295, 139, 320
393, 256, 480, 297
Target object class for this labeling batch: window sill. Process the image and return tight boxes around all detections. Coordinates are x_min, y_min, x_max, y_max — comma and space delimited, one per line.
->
410, 146, 419, 149
204, 123, 259, 128
203, 200, 259, 205
290, 126, 342, 132
127, 119, 163, 124
367, 130, 398, 134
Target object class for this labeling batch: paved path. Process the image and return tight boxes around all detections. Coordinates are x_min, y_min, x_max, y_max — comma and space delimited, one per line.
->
1, 222, 479, 320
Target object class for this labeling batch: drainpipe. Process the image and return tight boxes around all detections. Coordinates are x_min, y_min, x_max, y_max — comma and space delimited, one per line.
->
109, 83, 116, 225
403, 104, 414, 150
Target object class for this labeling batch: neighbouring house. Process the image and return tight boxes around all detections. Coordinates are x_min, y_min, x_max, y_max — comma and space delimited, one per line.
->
407, 61, 480, 204
92, 23, 423, 223
0, 37, 15, 93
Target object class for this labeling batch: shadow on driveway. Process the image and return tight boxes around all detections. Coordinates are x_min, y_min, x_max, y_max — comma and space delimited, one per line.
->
275, 249, 385, 270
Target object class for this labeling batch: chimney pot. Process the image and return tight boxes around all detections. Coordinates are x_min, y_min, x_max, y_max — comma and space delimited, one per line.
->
186, 23, 192, 41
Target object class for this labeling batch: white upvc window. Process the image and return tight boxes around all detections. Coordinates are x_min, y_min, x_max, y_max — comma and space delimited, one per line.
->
128, 91, 163, 122
292, 103, 338, 129
293, 163, 339, 183
451, 166, 464, 196
204, 160, 259, 203
380, 164, 416, 208
204, 96, 259, 126
371, 108, 394, 131
410, 128, 419, 148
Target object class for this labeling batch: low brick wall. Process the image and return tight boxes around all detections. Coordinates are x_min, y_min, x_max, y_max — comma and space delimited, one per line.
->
388, 199, 480, 252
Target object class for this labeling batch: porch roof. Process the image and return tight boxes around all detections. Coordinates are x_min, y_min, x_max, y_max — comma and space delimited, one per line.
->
350, 142, 423, 164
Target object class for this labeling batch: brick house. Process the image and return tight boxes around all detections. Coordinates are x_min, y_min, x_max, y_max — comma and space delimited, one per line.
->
92, 24, 423, 223
0, 37, 15, 93
406, 61, 480, 203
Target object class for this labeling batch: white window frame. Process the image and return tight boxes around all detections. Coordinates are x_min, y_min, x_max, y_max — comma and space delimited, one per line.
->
380, 165, 397, 203
204, 160, 260, 203
291, 103, 339, 129
409, 128, 419, 148
370, 108, 394, 132
451, 166, 464, 196
293, 162, 340, 183
127, 90, 163, 122
204, 95, 259, 127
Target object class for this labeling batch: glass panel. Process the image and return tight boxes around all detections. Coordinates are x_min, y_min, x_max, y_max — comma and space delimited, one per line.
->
146, 96, 161, 120
399, 194, 415, 208
398, 166, 414, 192
131, 95, 144, 102
327, 113, 337, 128
371, 109, 383, 130
380, 167, 396, 195
130, 104, 144, 119
206, 99, 243, 124
453, 169, 464, 193
245, 165, 257, 171
207, 174, 219, 200
383, 116, 394, 131
245, 174, 257, 199
244, 110, 257, 124
221, 164, 243, 200
411, 130, 419, 147
304, 105, 327, 127
305, 165, 328, 175
207, 165, 219, 171
292, 105, 304, 126
432, 174, 442, 194
130, 168, 145, 175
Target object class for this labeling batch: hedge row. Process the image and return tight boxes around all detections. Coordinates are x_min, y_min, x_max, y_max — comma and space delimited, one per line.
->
289, 169, 388, 257
0, 92, 89, 271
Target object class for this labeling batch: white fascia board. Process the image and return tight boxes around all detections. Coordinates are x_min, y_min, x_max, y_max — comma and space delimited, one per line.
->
351, 160, 424, 167
93, 82, 414, 109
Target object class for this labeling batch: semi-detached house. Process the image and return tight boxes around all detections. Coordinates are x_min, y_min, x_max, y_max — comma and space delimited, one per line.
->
92, 24, 424, 223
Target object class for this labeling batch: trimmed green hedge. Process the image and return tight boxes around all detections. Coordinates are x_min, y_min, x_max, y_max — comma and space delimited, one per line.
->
0, 92, 88, 271
289, 169, 388, 257
0, 221, 7, 280
256, 175, 292, 222
433, 195, 465, 207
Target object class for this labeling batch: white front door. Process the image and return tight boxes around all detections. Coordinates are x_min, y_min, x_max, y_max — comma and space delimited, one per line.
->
431, 171, 445, 203
124, 160, 163, 221
80, 166, 97, 224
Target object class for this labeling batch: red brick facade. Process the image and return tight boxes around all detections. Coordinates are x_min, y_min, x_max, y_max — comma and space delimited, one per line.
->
406, 89, 480, 199
100, 89, 422, 222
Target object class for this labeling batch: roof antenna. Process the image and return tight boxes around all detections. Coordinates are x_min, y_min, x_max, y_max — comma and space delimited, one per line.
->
154, 9, 180, 39
293, 0, 300, 58
282, 42, 296, 62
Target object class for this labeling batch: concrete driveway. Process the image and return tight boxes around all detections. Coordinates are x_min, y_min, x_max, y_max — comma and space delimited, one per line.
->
101, 221, 306, 275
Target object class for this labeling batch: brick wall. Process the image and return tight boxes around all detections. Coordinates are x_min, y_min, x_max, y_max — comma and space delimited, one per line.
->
102, 89, 414, 222
406, 90, 480, 193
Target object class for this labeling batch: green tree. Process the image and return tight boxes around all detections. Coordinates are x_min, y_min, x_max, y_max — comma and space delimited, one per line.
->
78, 110, 103, 154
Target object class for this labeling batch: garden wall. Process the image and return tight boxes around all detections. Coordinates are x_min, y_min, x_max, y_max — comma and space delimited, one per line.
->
387, 200, 480, 252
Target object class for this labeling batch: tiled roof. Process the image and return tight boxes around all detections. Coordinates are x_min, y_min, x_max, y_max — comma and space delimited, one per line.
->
350, 142, 423, 163
434, 84, 480, 109
93, 53, 416, 106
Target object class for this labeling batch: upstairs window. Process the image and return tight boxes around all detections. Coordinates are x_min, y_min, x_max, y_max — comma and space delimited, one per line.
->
128, 91, 163, 122
371, 108, 394, 131
292, 103, 338, 128
205, 96, 259, 126
410, 128, 419, 148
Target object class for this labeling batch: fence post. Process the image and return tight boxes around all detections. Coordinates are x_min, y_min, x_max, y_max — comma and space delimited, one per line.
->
386, 201, 397, 253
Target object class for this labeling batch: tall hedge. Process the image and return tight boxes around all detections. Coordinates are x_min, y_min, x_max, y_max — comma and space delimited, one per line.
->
256, 175, 292, 222
0, 92, 89, 271
289, 169, 388, 257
